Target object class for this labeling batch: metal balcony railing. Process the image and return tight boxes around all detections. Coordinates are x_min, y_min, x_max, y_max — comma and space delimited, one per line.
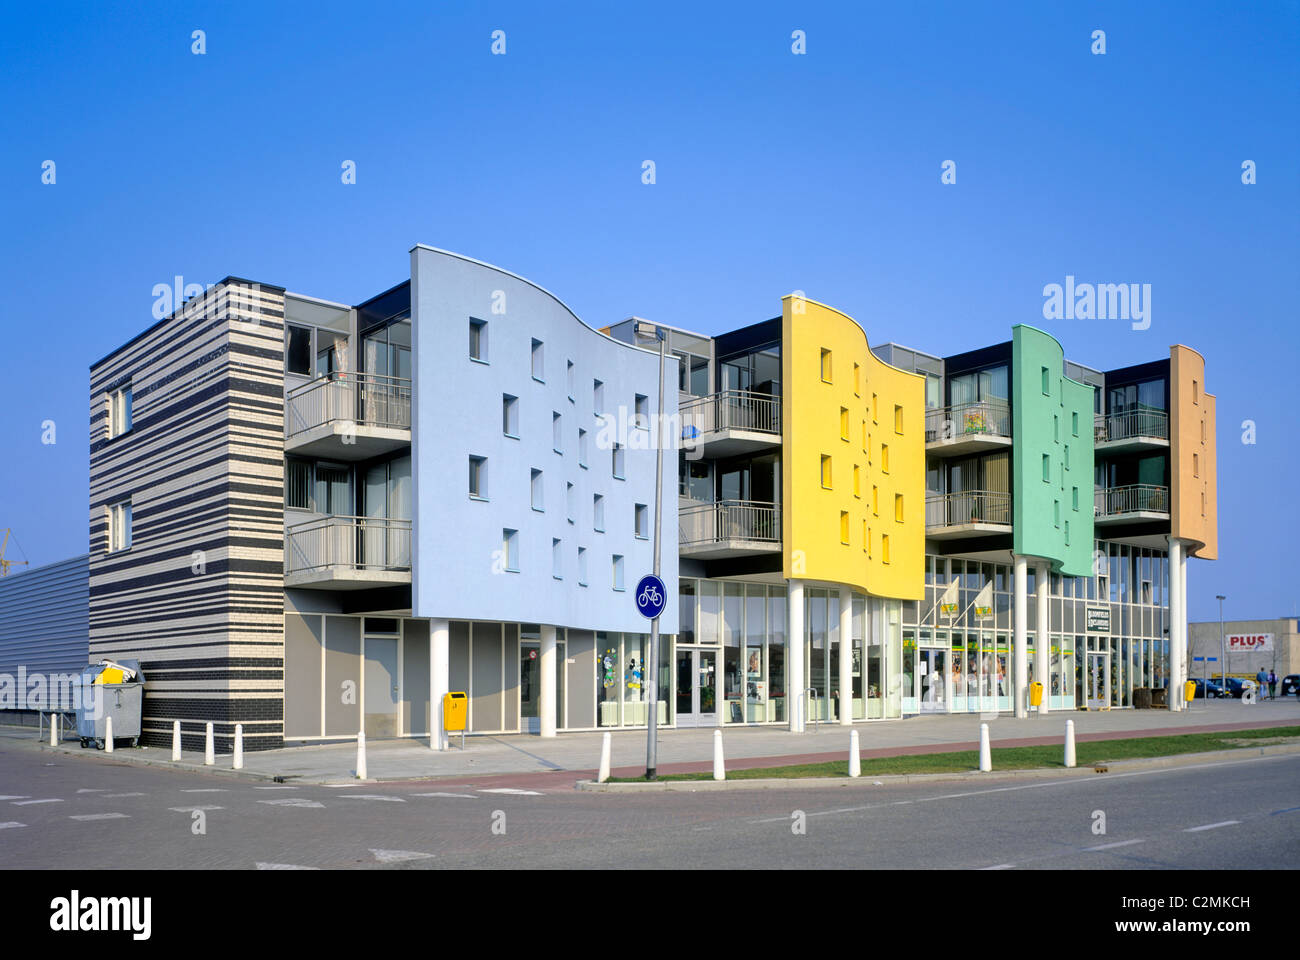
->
1094, 484, 1169, 518
925, 399, 1011, 443
680, 390, 780, 440
285, 373, 412, 439
285, 515, 412, 575
925, 490, 1012, 527
679, 500, 780, 547
1094, 409, 1169, 443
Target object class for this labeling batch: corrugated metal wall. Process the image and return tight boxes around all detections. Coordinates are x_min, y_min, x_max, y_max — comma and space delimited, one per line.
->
0, 554, 90, 708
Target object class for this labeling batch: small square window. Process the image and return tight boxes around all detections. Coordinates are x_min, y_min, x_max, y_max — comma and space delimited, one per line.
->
612, 554, 626, 591
894, 404, 903, 434
1192, 379, 1199, 404
469, 318, 488, 362
1193, 452, 1199, 477
820, 349, 832, 383
107, 386, 133, 439
881, 443, 890, 473
881, 533, 890, 564
840, 511, 850, 545
853, 363, 860, 396
1041, 367, 1050, 395
531, 338, 545, 381
567, 360, 575, 399
593, 494, 605, 532
840, 407, 849, 441
578, 546, 588, 586
1042, 454, 1050, 482
635, 503, 649, 539
503, 529, 519, 572
895, 493, 904, 523
578, 428, 589, 468
1064, 444, 1070, 469
872, 485, 878, 517
1054, 500, 1060, 528
820, 455, 832, 489
1071, 411, 1079, 437
862, 519, 868, 553
552, 538, 563, 580
635, 394, 649, 429
469, 455, 487, 500
593, 379, 604, 415
871, 393, 878, 424
1053, 415, 1059, 443
853, 464, 861, 497
553, 412, 563, 453
286, 324, 313, 376
531, 468, 544, 511
503, 394, 519, 437
107, 500, 132, 553
612, 443, 625, 480
1072, 486, 1079, 511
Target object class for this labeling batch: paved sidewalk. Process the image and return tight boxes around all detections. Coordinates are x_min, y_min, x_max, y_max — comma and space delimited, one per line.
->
4, 698, 1297, 785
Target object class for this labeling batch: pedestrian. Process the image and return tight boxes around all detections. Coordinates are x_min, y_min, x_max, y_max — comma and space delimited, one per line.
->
1268, 670, 1277, 700
1255, 668, 1268, 701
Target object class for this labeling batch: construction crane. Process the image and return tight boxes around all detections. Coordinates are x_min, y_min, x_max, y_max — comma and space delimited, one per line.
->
0, 529, 30, 577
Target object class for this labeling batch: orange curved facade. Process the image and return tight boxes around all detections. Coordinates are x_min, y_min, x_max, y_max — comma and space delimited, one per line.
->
1170, 344, 1217, 560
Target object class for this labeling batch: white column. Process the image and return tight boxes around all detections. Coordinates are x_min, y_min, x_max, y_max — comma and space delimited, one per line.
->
838, 587, 853, 726
788, 580, 805, 733
1167, 537, 1184, 711
1013, 555, 1028, 718
1180, 545, 1189, 705
430, 618, 449, 749
539, 624, 557, 738
1036, 560, 1050, 715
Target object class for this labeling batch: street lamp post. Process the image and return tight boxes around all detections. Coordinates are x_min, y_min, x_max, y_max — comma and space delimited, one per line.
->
1216, 594, 1226, 691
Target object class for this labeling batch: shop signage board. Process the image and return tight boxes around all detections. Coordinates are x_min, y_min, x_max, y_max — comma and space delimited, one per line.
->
1227, 633, 1273, 653
1086, 606, 1110, 633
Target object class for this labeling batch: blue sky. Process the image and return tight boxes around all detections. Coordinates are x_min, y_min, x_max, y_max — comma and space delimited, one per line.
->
1, 0, 1296, 620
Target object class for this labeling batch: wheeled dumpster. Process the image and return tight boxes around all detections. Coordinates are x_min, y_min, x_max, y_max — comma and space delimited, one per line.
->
75, 659, 144, 749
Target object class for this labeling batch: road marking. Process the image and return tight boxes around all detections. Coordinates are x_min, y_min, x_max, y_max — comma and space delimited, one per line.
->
1085, 838, 1145, 852
0, 796, 30, 801
1183, 820, 1240, 832
103, 793, 145, 798
256, 862, 318, 870
257, 798, 325, 809
13, 799, 63, 806
181, 789, 227, 793
336, 795, 405, 802
477, 788, 542, 796
168, 806, 224, 812
1271, 806, 1300, 816
77, 789, 108, 794
412, 792, 478, 799
371, 849, 435, 863
0, 822, 26, 829
323, 783, 364, 788
253, 786, 297, 790
70, 813, 130, 821
980, 863, 1017, 870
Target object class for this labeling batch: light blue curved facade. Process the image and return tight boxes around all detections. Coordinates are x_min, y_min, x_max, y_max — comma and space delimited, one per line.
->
410, 245, 678, 632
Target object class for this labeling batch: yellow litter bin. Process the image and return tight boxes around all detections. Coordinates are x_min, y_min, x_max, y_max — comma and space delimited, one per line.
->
1029, 681, 1044, 708
1184, 680, 1197, 703
443, 692, 468, 748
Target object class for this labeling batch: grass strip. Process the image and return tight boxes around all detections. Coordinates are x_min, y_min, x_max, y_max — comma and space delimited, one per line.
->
607, 726, 1300, 782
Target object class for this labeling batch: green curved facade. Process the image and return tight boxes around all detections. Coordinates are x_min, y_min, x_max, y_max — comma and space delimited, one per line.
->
1011, 325, 1095, 576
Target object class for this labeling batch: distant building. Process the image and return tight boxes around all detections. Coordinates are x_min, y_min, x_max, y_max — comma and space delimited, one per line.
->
1188, 618, 1297, 680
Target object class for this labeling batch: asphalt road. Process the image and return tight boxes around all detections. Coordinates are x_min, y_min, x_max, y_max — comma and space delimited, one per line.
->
1, 741, 1296, 869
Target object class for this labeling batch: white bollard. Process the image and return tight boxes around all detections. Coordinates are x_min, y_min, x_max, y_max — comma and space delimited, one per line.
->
849, 729, 861, 778
1064, 719, 1077, 768
105, 715, 114, 753
204, 722, 214, 765
713, 729, 725, 781
978, 722, 991, 772
597, 732, 612, 783
233, 723, 244, 770
356, 731, 367, 780
50, 714, 57, 747
172, 720, 181, 761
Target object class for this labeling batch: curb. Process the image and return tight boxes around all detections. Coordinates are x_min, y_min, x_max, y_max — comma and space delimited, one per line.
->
575, 742, 1300, 791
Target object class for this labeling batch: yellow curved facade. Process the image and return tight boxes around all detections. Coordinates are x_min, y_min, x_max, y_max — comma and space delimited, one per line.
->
1170, 344, 1217, 560
780, 296, 925, 600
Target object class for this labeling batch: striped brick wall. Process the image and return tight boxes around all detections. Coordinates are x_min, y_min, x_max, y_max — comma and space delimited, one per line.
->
89, 279, 288, 751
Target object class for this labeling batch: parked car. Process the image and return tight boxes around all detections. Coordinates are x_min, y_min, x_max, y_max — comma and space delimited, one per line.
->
1280, 675, 1300, 697
1223, 677, 1249, 698
1189, 678, 1229, 699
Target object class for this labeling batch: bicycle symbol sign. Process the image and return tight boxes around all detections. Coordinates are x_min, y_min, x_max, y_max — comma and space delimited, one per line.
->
635, 574, 667, 620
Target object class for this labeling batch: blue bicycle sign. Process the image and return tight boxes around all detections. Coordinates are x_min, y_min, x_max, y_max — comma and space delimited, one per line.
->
635, 574, 667, 620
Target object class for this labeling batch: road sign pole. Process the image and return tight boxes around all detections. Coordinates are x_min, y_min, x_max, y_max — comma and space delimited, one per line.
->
646, 331, 665, 780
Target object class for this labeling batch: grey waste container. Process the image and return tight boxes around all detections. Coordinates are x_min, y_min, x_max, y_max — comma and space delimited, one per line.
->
75, 659, 145, 749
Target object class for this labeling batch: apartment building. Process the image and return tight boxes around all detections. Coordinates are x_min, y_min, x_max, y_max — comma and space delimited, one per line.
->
78, 249, 1216, 751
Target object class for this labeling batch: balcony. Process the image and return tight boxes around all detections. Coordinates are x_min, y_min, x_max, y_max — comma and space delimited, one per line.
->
1094, 484, 1170, 524
1094, 410, 1169, 454
680, 390, 781, 458
679, 500, 781, 559
925, 490, 1012, 540
925, 399, 1012, 457
285, 515, 412, 589
285, 373, 411, 460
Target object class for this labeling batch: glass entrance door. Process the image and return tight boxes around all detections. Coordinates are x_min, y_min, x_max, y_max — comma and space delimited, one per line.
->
675, 648, 718, 727
521, 643, 540, 731
919, 648, 948, 712
1086, 651, 1110, 710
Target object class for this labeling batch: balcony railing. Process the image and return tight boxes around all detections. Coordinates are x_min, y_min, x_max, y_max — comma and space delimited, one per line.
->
680, 390, 780, 440
926, 490, 1012, 527
1095, 484, 1169, 518
286, 373, 412, 440
679, 500, 780, 547
285, 515, 412, 576
925, 399, 1011, 443
1094, 409, 1169, 444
